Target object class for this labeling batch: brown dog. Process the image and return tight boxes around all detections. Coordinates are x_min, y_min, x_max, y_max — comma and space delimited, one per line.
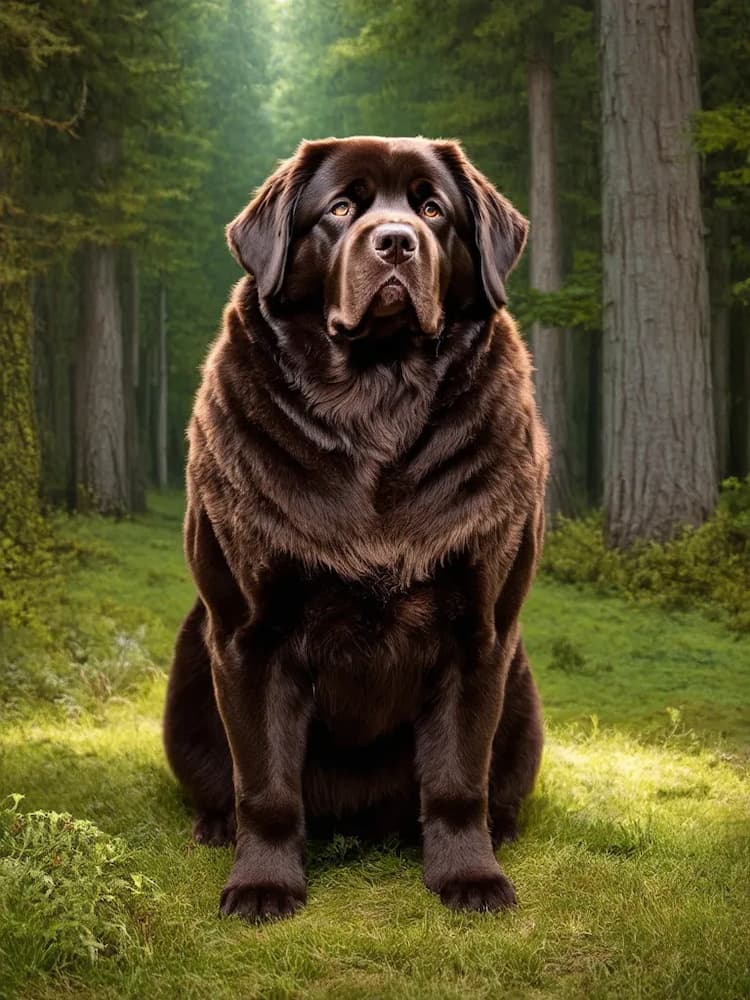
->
164, 136, 548, 921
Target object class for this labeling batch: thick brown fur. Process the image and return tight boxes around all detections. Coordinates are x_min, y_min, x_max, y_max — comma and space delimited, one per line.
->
164, 136, 548, 922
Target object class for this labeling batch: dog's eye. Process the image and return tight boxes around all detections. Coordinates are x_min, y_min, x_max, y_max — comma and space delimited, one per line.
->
330, 200, 353, 217
421, 200, 443, 219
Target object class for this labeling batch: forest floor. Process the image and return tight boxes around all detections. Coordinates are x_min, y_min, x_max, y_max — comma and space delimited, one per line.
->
1, 493, 749, 1000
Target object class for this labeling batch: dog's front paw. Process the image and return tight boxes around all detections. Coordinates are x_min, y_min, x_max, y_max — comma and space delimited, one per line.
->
439, 871, 517, 912
220, 881, 306, 922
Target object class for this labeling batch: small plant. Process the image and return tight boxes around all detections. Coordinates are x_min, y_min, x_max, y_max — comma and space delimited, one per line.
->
660, 706, 701, 751
548, 637, 588, 674
314, 833, 365, 867
0, 795, 160, 996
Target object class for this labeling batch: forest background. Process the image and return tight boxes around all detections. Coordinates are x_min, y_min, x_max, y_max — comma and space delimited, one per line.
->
1, 2, 749, 998
2, 0, 749, 543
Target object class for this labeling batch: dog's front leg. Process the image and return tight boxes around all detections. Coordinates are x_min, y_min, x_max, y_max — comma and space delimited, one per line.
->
416, 634, 517, 912
211, 623, 312, 922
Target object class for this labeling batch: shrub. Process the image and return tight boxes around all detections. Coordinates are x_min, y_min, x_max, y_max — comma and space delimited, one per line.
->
0, 795, 159, 995
548, 637, 588, 674
542, 477, 750, 631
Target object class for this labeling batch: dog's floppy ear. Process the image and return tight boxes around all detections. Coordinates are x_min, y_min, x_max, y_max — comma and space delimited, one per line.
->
226, 139, 335, 299
434, 140, 528, 311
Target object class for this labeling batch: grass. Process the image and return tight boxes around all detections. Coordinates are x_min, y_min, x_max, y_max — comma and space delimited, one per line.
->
1, 492, 749, 999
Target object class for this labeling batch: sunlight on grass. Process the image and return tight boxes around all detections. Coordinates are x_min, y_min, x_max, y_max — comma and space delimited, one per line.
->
1, 693, 748, 1000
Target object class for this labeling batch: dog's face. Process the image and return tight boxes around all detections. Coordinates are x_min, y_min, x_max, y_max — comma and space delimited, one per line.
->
227, 137, 528, 341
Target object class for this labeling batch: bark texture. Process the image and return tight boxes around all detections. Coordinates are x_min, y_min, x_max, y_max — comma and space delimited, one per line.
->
708, 208, 731, 479
75, 242, 128, 512
528, 41, 574, 519
32, 268, 78, 506
601, 0, 716, 546
157, 282, 169, 489
124, 250, 146, 511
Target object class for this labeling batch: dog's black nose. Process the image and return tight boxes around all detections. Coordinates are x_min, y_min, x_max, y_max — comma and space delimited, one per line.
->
372, 224, 417, 266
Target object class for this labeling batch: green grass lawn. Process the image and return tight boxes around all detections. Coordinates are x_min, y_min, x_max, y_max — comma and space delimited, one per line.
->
1, 493, 749, 999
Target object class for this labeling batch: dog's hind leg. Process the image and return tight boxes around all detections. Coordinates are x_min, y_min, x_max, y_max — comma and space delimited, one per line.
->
488, 640, 543, 848
164, 596, 235, 846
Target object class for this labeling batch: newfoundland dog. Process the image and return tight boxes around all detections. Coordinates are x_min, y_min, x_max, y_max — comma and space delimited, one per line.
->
164, 136, 548, 921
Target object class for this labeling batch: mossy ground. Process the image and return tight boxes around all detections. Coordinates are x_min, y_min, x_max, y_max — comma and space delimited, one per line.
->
1, 493, 748, 999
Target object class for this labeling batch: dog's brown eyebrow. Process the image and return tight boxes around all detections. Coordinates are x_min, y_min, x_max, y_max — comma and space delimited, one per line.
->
347, 178, 370, 201
411, 177, 438, 200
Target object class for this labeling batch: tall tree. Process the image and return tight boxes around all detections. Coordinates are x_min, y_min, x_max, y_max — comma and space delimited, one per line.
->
75, 239, 128, 511
75, 134, 129, 511
0, 3, 76, 562
708, 206, 731, 478
696, 0, 750, 479
600, 0, 716, 546
527, 33, 574, 518
123, 249, 146, 510
23, 0, 220, 505
156, 282, 168, 490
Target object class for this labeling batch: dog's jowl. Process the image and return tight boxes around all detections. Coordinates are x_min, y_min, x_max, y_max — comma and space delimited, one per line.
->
164, 136, 548, 921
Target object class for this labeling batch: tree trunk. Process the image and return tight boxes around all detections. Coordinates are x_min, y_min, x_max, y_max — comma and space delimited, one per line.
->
32, 269, 77, 506
527, 38, 574, 520
708, 208, 731, 480
75, 242, 129, 513
600, 0, 716, 547
157, 282, 169, 490
0, 279, 44, 556
567, 329, 591, 507
123, 250, 146, 511
587, 330, 603, 506
143, 340, 154, 482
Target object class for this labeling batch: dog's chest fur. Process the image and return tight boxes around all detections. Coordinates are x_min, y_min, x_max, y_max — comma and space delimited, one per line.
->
189, 281, 541, 592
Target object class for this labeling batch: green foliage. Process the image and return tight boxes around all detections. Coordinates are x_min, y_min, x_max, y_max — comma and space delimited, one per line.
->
0, 2, 83, 281
696, 0, 750, 308
0, 282, 51, 598
0, 4, 75, 570
543, 477, 750, 630
271, 0, 599, 278
547, 637, 587, 674
513, 250, 601, 331
695, 105, 750, 162
0, 795, 159, 995
21, 0, 210, 254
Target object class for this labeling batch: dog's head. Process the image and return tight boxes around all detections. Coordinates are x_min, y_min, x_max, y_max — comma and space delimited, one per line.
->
227, 137, 527, 340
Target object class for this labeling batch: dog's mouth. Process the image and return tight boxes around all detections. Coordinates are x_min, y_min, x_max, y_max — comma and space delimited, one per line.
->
368, 277, 410, 318
332, 277, 418, 342
327, 268, 443, 343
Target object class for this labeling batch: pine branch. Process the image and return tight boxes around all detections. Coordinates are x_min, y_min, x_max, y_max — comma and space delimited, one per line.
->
0, 78, 87, 136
